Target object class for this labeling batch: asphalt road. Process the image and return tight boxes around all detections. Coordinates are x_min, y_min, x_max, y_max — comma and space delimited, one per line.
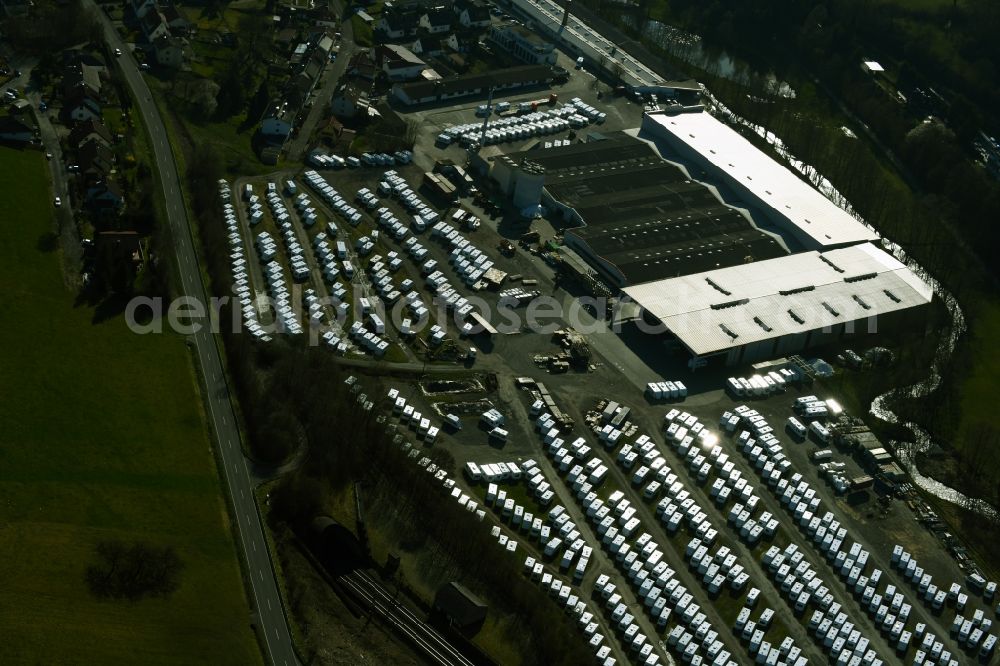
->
286, 0, 356, 162
86, 3, 298, 664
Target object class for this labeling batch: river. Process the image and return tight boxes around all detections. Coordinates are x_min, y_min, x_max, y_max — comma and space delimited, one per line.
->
695, 89, 999, 522
620, 17, 797, 98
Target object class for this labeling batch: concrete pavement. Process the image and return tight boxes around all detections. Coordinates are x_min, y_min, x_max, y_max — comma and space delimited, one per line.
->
86, 2, 299, 664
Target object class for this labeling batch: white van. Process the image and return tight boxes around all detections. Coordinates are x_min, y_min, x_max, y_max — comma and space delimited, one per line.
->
786, 417, 807, 439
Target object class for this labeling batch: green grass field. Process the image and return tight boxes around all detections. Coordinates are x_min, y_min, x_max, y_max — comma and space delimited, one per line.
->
0, 146, 261, 664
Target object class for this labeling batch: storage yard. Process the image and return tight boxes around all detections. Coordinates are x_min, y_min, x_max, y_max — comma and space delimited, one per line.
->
215, 101, 996, 666
209, 4, 996, 666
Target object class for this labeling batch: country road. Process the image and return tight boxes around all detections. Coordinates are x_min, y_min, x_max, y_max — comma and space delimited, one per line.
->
85, 2, 299, 664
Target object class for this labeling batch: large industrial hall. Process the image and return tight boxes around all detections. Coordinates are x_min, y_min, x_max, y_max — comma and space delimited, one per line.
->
483, 106, 933, 366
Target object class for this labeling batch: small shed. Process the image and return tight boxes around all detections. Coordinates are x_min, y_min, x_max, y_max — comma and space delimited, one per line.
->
433, 581, 487, 634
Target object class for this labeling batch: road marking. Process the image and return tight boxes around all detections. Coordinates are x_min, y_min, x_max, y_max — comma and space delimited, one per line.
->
268, 598, 272, 611
259, 569, 265, 582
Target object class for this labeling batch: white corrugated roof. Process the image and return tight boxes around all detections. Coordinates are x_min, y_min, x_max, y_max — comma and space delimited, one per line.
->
644, 111, 879, 249
623, 243, 933, 356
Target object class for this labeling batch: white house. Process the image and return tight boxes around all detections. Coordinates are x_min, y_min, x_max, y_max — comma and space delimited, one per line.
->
419, 6, 452, 34
455, 0, 491, 28
376, 8, 419, 40
139, 10, 171, 42
378, 44, 427, 81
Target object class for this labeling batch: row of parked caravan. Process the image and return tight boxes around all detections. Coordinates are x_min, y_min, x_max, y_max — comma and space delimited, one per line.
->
310, 230, 347, 292
308, 149, 413, 170
238, 182, 304, 334
386, 388, 440, 444
726, 371, 792, 399
950, 611, 996, 659
524, 554, 613, 665
892, 543, 998, 630
437, 98, 606, 148
365, 251, 407, 310
763, 543, 883, 665
303, 170, 364, 226
531, 410, 675, 666
430, 219, 496, 288
373, 170, 441, 238
661, 409, 774, 546
219, 180, 270, 341
597, 418, 741, 665
465, 453, 619, 664
733, 407, 962, 662
645, 380, 687, 402
263, 184, 312, 283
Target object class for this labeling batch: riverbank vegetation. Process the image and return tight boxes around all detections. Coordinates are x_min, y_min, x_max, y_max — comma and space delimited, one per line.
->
580, 0, 1000, 512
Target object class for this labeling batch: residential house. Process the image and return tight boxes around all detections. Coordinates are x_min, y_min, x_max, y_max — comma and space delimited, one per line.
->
63, 50, 107, 73
62, 63, 104, 99
275, 27, 298, 51
347, 49, 378, 81
489, 23, 556, 65
410, 37, 447, 57
8, 99, 32, 115
309, 5, 339, 28
330, 83, 372, 120
377, 7, 420, 40
131, 0, 156, 19
378, 44, 427, 81
161, 4, 189, 33
0, 115, 34, 144
392, 64, 553, 106
154, 34, 188, 68
444, 32, 475, 53
419, 6, 453, 34
63, 89, 103, 123
454, 0, 490, 29
315, 34, 335, 58
140, 9, 171, 43
77, 140, 115, 181
289, 41, 310, 66
86, 181, 125, 208
69, 118, 114, 150
260, 99, 295, 143
96, 231, 144, 265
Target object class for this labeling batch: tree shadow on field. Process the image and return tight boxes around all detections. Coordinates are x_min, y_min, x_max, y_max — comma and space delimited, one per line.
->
37, 231, 59, 253
91, 293, 131, 325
